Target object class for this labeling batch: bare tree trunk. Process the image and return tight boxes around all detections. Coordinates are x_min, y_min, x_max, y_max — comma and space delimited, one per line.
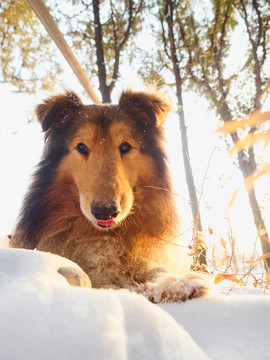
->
163, 0, 206, 266
181, 0, 270, 270
220, 102, 270, 270
238, 149, 270, 269
93, 0, 111, 103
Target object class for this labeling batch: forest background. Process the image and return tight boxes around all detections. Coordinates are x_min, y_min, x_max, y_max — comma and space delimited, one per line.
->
0, 0, 270, 282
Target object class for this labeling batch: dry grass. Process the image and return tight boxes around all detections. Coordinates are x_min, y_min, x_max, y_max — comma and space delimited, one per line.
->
202, 224, 270, 295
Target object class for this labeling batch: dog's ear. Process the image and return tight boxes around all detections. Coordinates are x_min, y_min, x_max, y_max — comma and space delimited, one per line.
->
36, 91, 82, 132
118, 90, 171, 127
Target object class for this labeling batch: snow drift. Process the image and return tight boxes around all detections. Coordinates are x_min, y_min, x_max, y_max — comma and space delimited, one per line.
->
0, 246, 269, 360
0, 248, 208, 360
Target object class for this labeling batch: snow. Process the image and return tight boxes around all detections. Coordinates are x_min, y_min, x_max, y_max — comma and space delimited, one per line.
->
0, 247, 208, 360
162, 293, 270, 360
0, 243, 269, 360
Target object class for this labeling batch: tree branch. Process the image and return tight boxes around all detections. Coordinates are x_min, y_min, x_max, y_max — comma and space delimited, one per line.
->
164, 0, 183, 103
159, 5, 170, 60
238, 0, 263, 107
109, 0, 144, 93
211, 1, 230, 105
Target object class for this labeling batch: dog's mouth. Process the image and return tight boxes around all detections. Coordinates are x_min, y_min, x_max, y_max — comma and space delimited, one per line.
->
96, 219, 116, 228
79, 194, 132, 230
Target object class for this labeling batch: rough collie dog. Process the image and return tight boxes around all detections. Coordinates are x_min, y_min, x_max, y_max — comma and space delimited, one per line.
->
11, 89, 208, 303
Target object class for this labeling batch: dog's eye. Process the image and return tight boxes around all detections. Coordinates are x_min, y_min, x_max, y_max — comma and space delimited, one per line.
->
76, 143, 89, 156
119, 142, 132, 155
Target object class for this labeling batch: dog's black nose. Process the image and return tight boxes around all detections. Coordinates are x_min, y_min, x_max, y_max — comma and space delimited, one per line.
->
91, 201, 120, 220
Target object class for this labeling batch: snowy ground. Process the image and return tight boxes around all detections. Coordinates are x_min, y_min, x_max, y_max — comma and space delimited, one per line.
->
0, 237, 269, 360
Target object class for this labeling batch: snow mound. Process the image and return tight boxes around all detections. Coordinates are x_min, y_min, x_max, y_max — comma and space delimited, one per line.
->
0, 248, 209, 360
162, 285, 270, 360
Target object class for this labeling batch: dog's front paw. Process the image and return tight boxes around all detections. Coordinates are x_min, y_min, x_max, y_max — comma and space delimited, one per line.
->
58, 266, 92, 288
146, 272, 210, 304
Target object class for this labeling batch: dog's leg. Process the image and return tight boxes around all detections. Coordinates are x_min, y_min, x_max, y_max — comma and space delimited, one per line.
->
143, 271, 210, 303
58, 267, 92, 288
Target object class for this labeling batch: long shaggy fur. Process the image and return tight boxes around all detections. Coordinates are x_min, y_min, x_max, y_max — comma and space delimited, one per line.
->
11, 89, 209, 302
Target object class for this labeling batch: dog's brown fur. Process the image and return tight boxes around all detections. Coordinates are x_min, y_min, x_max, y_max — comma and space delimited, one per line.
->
11, 89, 208, 302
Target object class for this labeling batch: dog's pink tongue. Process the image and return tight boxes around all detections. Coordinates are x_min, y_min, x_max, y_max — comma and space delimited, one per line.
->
96, 219, 116, 227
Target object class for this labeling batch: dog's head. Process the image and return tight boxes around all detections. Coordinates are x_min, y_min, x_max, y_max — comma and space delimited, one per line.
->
36, 90, 171, 230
